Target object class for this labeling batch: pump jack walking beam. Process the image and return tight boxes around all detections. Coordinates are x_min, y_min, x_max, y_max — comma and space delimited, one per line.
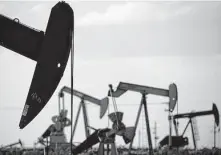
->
109, 82, 178, 155
0, 2, 74, 129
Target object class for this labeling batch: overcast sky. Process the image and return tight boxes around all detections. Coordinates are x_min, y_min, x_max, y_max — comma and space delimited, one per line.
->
0, 1, 221, 149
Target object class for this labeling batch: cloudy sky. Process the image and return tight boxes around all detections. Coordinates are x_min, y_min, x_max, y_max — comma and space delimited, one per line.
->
0, 1, 221, 149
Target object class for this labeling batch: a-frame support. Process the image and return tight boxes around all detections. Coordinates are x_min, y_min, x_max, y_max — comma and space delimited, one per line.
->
72, 99, 90, 140
175, 118, 197, 150
59, 86, 109, 144
128, 94, 153, 155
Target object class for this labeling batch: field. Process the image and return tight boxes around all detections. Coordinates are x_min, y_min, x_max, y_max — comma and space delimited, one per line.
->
1, 147, 221, 155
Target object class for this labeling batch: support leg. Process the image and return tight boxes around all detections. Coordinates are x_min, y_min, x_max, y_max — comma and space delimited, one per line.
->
128, 100, 143, 154
46, 138, 49, 155
82, 102, 90, 138
70, 103, 82, 142
58, 95, 61, 115
98, 143, 104, 155
182, 120, 191, 136
214, 121, 216, 148
142, 94, 153, 155
62, 94, 65, 110
107, 144, 110, 155
190, 119, 197, 150
169, 111, 172, 148
111, 142, 118, 155
173, 119, 179, 136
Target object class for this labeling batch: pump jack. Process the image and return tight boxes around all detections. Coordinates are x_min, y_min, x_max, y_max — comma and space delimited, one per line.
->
172, 103, 220, 150
0, 139, 23, 150
59, 86, 109, 143
0, 1, 74, 129
108, 82, 178, 155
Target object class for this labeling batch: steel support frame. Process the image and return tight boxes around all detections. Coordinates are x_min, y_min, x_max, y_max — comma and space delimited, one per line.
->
128, 94, 153, 155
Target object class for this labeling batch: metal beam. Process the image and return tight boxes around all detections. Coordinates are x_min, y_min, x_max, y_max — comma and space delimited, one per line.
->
111, 82, 169, 97
61, 86, 100, 106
